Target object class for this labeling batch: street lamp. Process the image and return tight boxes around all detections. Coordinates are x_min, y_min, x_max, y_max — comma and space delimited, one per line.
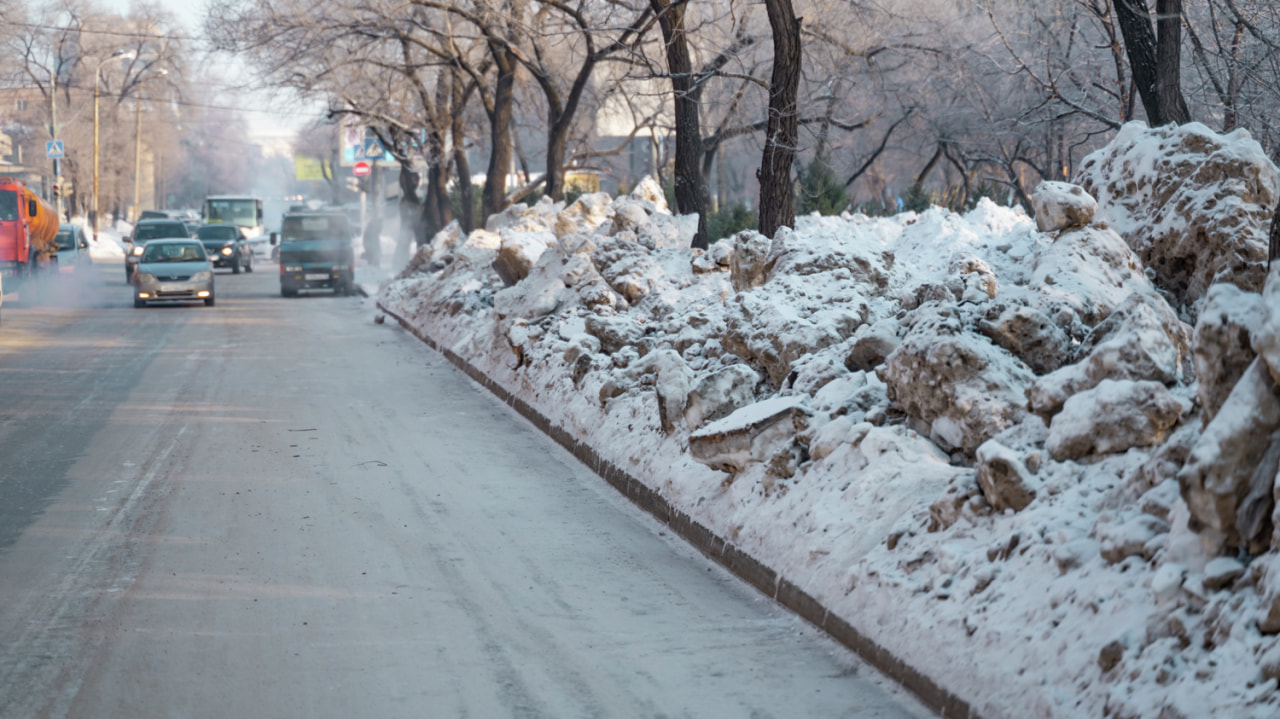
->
92, 49, 136, 244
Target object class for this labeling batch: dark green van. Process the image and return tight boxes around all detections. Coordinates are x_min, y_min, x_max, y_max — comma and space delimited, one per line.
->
275, 212, 355, 297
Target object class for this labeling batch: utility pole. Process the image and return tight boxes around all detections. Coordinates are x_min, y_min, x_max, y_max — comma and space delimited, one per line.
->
50, 70, 62, 219
93, 76, 100, 240
132, 99, 141, 221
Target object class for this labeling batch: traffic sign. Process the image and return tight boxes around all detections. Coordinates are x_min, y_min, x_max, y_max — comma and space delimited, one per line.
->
353, 161, 371, 177
46, 140, 64, 158
357, 137, 383, 160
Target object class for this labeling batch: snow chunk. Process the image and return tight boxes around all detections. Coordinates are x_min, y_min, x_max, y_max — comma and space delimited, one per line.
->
1030, 181, 1097, 232
1028, 292, 1190, 420
1193, 283, 1265, 425
1178, 358, 1280, 552
879, 303, 1034, 453
1077, 121, 1278, 314
689, 396, 810, 474
1045, 379, 1184, 461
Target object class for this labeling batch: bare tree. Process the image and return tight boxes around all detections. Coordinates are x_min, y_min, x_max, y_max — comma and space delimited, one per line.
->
1184, 0, 1280, 149
512, 0, 653, 201
5, 0, 192, 216
1114, 0, 1191, 125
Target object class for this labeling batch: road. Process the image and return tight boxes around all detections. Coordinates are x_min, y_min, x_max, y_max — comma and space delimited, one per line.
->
0, 256, 931, 719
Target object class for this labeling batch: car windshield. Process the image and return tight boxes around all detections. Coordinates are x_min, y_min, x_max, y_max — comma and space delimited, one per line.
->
0, 191, 18, 222
197, 226, 238, 241
205, 199, 258, 226
56, 228, 77, 249
281, 215, 350, 242
135, 223, 188, 241
142, 243, 206, 263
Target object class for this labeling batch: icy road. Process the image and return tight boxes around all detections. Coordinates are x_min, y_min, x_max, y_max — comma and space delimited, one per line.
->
0, 261, 931, 719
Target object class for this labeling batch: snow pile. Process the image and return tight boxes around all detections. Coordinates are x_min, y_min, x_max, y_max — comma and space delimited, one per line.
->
379, 129, 1280, 718
1077, 121, 1277, 317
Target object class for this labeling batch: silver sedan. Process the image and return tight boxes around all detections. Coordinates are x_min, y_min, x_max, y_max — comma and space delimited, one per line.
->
132, 239, 216, 308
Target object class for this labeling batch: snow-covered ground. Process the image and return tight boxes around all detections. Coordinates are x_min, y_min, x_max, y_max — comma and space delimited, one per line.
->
363, 121, 1280, 719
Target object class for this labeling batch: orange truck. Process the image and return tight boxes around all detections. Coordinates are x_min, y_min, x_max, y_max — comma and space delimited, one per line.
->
0, 177, 58, 285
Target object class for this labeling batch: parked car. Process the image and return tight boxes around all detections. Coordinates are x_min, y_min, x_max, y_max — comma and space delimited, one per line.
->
196, 224, 254, 274
275, 211, 355, 297
54, 223, 91, 275
125, 219, 191, 281
132, 239, 215, 308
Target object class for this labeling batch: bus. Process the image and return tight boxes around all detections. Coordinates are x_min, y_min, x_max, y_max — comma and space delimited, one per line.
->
202, 195, 265, 239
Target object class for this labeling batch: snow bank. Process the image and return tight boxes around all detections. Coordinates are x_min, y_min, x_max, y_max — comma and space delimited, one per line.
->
378, 124, 1280, 719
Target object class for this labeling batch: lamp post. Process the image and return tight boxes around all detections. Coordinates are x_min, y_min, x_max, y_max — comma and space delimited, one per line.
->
92, 49, 135, 244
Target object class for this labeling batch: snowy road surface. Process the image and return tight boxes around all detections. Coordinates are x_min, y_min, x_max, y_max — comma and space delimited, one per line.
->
0, 260, 932, 718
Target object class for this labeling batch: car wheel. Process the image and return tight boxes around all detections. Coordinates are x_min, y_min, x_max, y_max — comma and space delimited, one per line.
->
205, 295, 215, 306
245, 255, 253, 273
232, 258, 241, 274
134, 297, 146, 308
281, 287, 296, 298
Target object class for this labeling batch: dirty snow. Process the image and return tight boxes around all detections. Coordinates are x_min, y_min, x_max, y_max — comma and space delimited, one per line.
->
375, 124, 1280, 719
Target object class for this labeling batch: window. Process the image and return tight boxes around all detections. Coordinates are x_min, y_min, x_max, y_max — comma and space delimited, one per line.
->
281, 214, 350, 241
0, 191, 18, 221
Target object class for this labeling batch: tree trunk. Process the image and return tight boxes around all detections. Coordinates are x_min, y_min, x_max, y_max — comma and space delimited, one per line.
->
1269, 196, 1280, 270
449, 70, 477, 234
650, 0, 708, 249
482, 46, 517, 221
397, 165, 421, 267
364, 164, 383, 267
757, 0, 801, 239
540, 61, 594, 202
421, 128, 452, 240
1154, 0, 1190, 124
1114, 0, 1190, 126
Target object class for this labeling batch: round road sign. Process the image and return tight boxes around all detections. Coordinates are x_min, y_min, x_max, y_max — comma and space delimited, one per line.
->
353, 161, 371, 177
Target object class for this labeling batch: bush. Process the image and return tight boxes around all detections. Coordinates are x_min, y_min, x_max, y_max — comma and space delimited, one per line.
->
901, 181, 933, 213
849, 198, 895, 217
520, 187, 584, 207
707, 203, 757, 242
797, 158, 849, 216
448, 183, 484, 229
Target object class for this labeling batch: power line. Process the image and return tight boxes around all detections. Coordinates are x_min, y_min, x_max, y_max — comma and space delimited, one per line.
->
5, 20, 202, 43
27, 77, 322, 119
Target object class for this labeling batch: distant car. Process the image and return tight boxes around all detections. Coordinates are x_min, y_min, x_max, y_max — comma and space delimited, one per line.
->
276, 211, 355, 297
138, 209, 179, 221
125, 219, 192, 281
139, 209, 199, 237
196, 224, 254, 274
132, 239, 215, 308
139, 208, 199, 223
54, 223, 91, 275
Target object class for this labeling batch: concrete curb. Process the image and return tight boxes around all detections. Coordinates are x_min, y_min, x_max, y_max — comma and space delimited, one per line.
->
378, 300, 983, 719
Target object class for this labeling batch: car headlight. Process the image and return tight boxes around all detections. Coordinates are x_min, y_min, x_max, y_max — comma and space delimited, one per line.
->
191, 271, 212, 282
131, 246, 145, 256
136, 272, 157, 284
284, 265, 302, 272
221, 247, 233, 255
